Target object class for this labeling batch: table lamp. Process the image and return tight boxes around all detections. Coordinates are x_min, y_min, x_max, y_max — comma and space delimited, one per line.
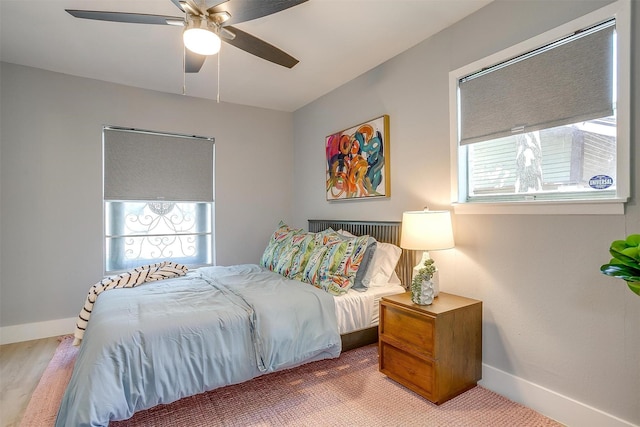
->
400, 209, 455, 296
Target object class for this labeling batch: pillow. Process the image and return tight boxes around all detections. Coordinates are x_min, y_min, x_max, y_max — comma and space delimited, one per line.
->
287, 232, 318, 280
335, 230, 401, 287
365, 241, 402, 287
316, 234, 370, 296
387, 270, 402, 286
313, 227, 343, 246
337, 229, 377, 291
369, 270, 402, 288
273, 242, 300, 277
260, 221, 303, 271
299, 244, 329, 286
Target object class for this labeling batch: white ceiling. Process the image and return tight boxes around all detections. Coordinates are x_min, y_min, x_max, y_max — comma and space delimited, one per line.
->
0, 0, 492, 112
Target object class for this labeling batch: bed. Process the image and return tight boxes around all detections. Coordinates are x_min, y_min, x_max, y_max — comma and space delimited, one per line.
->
56, 220, 411, 427
308, 219, 413, 350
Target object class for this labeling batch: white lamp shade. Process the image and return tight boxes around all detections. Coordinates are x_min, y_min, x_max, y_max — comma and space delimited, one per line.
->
400, 210, 455, 250
183, 27, 221, 56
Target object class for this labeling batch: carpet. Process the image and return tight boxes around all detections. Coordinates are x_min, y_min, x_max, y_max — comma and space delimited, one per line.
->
21, 336, 563, 426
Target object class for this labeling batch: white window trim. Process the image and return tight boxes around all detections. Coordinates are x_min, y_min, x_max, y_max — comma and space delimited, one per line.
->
449, 0, 630, 215
102, 127, 216, 273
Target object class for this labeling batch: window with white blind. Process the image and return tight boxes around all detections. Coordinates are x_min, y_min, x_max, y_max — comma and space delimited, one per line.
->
103, 127, 215, 273
449, 1, 630, 214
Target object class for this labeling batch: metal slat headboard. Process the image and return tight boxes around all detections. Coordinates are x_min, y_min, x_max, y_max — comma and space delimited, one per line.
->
308, 219, 414, 289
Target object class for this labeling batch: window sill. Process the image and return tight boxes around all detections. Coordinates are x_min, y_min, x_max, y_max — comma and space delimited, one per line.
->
452, 199, 626, 215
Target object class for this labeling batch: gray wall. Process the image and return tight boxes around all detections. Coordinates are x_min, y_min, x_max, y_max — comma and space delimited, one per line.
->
292, 0, 638, 424
0, 63, 293, 326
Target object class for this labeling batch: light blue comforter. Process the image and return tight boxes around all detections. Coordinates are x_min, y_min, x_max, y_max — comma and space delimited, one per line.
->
56, 264, 341, 427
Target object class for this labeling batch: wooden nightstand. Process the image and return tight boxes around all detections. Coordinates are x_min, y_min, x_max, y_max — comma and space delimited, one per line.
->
379, 291, 482, 404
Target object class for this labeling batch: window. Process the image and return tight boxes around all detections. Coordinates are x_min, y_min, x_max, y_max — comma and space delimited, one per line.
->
449, 1, 630, 214
467, 118, 616, 201
104, 201, 213, 272
103, 127, 215, 273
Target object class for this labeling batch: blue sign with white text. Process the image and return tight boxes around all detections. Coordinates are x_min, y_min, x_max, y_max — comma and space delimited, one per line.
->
589, 175, 614, 190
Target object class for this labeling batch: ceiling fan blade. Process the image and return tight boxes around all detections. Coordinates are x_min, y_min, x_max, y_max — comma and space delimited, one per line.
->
180, 0, 204, 16
208, 0, 308, 26
185, 49, 207, 73
219, 27, 236, 40
170, 0, 185, 12
222, 26, 298, 68
66, 10, 181, 25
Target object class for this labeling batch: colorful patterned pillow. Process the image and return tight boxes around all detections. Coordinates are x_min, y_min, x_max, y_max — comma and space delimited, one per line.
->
336, 230, 377, 291
260, 221, 303, 271
313, 227, 343, 246
299, 244, 329, 286
317, 235, 371, 295
287, 232, 318, 280
273, 243, 300, 277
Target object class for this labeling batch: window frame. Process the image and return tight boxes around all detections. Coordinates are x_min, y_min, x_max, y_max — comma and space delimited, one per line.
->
449, 0, 630, 215
102, 127, 216, 274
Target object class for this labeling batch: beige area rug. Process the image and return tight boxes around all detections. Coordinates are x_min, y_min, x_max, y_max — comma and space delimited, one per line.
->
21, 336, 563, 426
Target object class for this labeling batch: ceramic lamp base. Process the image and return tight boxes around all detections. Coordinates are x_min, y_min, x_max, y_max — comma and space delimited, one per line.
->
412, 251, 439, 297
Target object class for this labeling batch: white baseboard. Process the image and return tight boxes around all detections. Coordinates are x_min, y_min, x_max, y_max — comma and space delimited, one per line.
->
0, 317, 75, 345
480, 363, 638, 427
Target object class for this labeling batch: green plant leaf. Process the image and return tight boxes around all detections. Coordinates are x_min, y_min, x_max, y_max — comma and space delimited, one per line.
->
627, 281, 640, 296
610, 244, 639, 266
610, 239, 628, 252
601, 264, 640, 282
625, 234, 640, 246
613, 235, 640, 256
621, 246, 639, 259
601, 235, 640, 296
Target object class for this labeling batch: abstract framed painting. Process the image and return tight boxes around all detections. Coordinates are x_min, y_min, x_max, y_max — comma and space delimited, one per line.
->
325, 115, 390, 201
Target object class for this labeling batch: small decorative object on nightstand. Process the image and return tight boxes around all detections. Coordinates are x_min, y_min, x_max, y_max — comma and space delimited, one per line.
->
379, 291, 482, 405
411, 258, 436, 305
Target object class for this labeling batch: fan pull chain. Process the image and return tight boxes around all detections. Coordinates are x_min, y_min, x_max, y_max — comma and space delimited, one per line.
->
216, 48, 221, 103
182, 46, 187, 95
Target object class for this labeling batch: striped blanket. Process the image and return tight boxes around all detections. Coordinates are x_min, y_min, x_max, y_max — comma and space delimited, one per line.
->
73, 261, 188, 346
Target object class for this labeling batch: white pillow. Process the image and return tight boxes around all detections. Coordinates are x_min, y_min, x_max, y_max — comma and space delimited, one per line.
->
365, 241, 402, 287
337, 229, 402, 287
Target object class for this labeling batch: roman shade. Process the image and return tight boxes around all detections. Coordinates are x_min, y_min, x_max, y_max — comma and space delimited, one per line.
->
104, 127, 214, 201
459, 19, 615, 146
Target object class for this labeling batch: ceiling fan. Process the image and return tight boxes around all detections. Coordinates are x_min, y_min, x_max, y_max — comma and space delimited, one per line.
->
65, 0, 308, 73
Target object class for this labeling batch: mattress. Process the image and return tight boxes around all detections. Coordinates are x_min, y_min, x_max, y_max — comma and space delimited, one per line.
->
334, 285, 405, 334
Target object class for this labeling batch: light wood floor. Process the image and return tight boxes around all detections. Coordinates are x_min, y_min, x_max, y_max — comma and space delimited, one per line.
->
0, 337, 60, 427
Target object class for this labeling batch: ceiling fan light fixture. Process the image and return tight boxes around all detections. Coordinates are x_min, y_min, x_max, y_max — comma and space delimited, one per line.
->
183, 20, 221, 56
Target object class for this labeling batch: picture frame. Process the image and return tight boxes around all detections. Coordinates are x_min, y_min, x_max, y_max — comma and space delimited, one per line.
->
325, 115, 390, 201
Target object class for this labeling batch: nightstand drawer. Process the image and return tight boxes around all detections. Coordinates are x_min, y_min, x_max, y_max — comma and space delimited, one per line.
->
379, 292, 482, 404
380, 303, 435, 358
380, 341, 434, 399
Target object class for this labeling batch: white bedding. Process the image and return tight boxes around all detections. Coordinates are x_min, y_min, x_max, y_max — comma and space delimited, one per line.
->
334, 285, 405, 334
